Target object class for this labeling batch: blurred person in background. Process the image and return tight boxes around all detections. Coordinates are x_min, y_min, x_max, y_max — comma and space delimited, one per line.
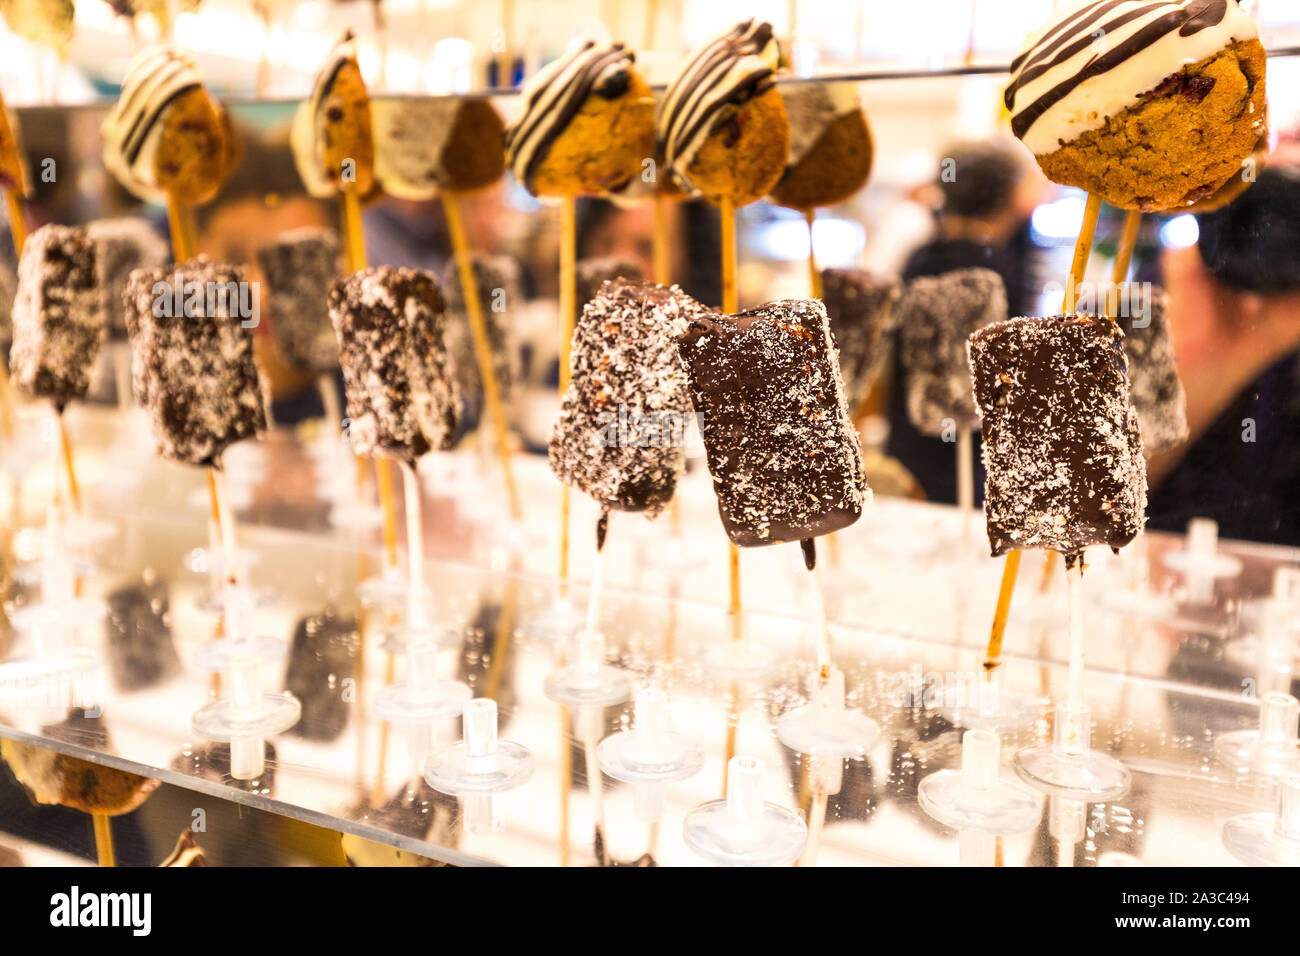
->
884, 138, 1046, 504
1148, 161, 1300, 546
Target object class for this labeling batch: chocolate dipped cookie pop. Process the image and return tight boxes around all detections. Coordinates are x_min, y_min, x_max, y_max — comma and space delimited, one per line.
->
658, 19, 788, 207
256, 227, 343, 374
373, 95, 506, 199
1005, 0, 1267, 211
101, 46, 232, 208
677, 298, 868, 546
291, 30, 375, 200
105, 572, 179, 691
8, 224, 105, 412
504, 40, 654, 197
123, 258, 269, 466
1, 737, 159, 816
820, 267, 902, 410
770, 81, 873, 211
284, 607, 359, 742
328, 266, 457, 462
550, 279, 704, 517
898, 268, 1006, 437
969, 314, 1147, 559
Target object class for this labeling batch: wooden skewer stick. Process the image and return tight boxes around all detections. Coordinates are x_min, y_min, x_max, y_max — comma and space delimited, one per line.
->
719, 195, 747, 790
338, 186, 400, 570
643, 0, 659, 50
166, 192, 193, 263
497, 0, 514, 88
1105, 209, 1142, 320
981, 192, 1102, 674
5, 189, 26, 254
57, 413, 81, 511
0, 193, 21, 435
652, 195, 671, 287
558, 197, 577, 597
443, 192, 521, 520
805, 209, 823, 298
92, 813, 115, 867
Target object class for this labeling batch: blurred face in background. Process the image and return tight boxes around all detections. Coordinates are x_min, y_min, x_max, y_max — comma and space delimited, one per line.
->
580, 201, 683, 282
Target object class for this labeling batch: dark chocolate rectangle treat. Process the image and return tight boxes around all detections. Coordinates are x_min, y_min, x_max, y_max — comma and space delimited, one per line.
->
124, 257, 268, 466
256, 227, 342, 373
899, 267, 1005, 435
820, 267, 901, 409
550, 279, 701, 516
285, 608, 359, 742
677, 298, 868, 546
969, 314, 1146, 558
329, 266, 457, 462
1115, 283, 1188, 453
9, 224, 105, 411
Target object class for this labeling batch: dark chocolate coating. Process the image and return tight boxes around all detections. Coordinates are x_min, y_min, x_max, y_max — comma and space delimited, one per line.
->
256, 227, 342, 373
284, 607, 359, 742
676, 298, 868, 546
969, 314, 1147, 558
328, 266, 457, 462
105, 572, 179, 691
1115, 283, 1188, 453
9, 223, 105, 411
820, 267, 902, 408
123, 257, 268, 466
898, 267, 1006, 436
550, 279, 702, 516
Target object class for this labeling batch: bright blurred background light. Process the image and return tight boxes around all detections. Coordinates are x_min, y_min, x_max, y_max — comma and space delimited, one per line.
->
430, 37, 473, 94
753, 216, 865, 266
1029, 193, 1088, 245
1159, 213, 1201, 249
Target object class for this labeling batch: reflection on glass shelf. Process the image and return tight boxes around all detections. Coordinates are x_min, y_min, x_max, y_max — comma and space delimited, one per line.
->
1, 407, 1298, 865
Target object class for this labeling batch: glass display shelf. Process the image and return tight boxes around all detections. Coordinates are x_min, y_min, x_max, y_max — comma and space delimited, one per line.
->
1, 406, 1296, 866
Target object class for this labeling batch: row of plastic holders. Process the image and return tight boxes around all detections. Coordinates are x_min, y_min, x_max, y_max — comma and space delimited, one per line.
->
2, 508, 103, 696
1163, 518, 1243, 605
191, 583, 299, 779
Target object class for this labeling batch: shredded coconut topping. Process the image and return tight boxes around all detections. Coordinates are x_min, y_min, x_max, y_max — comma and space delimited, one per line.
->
10, 224, 105, 412
328, 266, 457, 462
677, 297, 869, 546
123, 257, 268, 466
969, 313, 1148, 559
820, 267, 902, 409
1115, 284, 1188, 452
899, 267, 1007, 436
549, 279, 703, 517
